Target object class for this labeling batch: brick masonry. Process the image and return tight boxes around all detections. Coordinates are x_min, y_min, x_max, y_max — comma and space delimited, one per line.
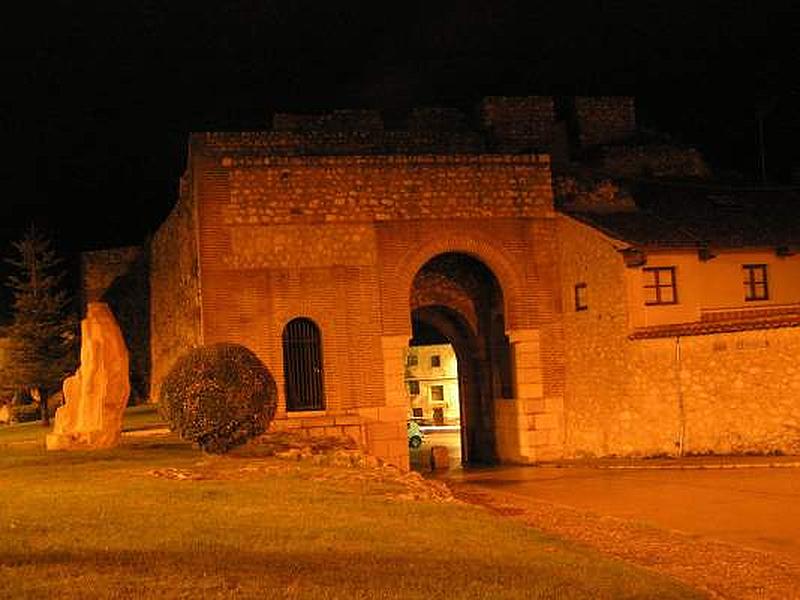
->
574, 96, 636, 148
149, 175, 202, 402
139, 97, 800, 466
181, 147, 561, 467
480, 96, 556, 152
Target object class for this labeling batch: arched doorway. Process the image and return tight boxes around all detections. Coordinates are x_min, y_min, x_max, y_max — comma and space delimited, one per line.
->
408, 253, 512, 465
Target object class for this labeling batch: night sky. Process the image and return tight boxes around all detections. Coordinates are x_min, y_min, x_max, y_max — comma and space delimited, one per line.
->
1, 1, 798, 315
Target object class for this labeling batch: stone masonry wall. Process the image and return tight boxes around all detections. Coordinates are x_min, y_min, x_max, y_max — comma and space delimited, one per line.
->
81, 247, 142, 306
149, 179, 202, 401
407, 107, 468, 132
190, 146, 559, 466
600, 145, 712, 179
480, 96, 556, 152
558, 214, 800, 457
635, 330, 800, 455
199, 130, 486, 156
217, 154, 553, 226
192, 154, 396, 463
557, 214, 661, 456
81, 247, 151, 402
574, 96, 636, 148
373, 217, 565, 463
201, 96, 642, 160
0, 337, 10, 402
273, 109, 384, 132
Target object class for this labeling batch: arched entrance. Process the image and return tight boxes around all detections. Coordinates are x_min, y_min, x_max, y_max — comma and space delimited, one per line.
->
408, 253, 512, 465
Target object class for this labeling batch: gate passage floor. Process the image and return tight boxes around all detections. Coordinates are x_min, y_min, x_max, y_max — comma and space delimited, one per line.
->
444, 460, 800, 598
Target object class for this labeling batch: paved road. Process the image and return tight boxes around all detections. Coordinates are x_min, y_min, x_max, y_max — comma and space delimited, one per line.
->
410, 430, 462, 470
446, 464, 800, 564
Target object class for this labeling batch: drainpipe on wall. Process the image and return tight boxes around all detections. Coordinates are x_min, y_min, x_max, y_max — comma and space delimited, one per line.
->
674, 336, 686, 456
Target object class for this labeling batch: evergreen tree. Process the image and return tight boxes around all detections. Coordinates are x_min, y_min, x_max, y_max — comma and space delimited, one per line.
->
2, 227, 76, 423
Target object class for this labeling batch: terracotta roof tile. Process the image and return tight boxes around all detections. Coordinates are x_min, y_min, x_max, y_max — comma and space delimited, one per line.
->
630, 312, 800, 340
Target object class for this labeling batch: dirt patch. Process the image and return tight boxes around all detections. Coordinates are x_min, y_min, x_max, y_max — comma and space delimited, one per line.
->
451, 484, 800, 600
149, 467, 212, 481
147, 431, 456, 503
311, 465, 456, 503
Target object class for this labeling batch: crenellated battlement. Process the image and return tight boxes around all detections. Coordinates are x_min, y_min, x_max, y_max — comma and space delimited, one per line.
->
189, 96, 637, 157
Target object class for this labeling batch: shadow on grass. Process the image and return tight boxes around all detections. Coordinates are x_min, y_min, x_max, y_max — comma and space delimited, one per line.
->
0, 437, 198, 472
0, 546, 699, 599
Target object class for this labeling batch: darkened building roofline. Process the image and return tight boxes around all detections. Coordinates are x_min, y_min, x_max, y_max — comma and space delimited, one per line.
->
563, 180, 800, 251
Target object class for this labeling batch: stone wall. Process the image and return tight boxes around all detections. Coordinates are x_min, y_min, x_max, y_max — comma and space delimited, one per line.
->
558, 214, 800, 457
574, 96, 636, 148
81, 247, 142, 306
80, 247, 150, 402
218, 154, 553, 226
553, 175, 637, 213
95, 252, 150, 403
204, 96, 650, 160
149, 177, 202, 401
633, 329, 800, 455
600, 144, 711, 179
480, 96, 556, 152
375, 218, 564, 464
184, 143, 562, 466
190, 153, 397, 462
198, 130, 486, 156
0, 337, 9, 400
557, 214, 644, 455
273, 109, 384, 132
407, 107, 468, 132
147, 98, 797, 466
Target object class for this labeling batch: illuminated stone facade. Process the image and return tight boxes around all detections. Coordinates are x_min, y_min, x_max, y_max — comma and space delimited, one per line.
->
138, 96, 800, 466
404, 344, 460, 426
558, 215, 800, 456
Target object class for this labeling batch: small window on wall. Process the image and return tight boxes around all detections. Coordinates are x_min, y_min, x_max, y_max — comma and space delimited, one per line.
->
406, 354, 418, 367
743, 264, 769, 301
430, 385, 444, 403
574, 282, 588, 311
408, 380, 420, 395
411, 407, 423, 419
430, 355, 441, 368
643, 267, 678, 305
282, 317, 325, 411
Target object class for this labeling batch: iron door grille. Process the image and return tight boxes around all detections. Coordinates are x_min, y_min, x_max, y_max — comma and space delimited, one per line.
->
282, 318, 326, 411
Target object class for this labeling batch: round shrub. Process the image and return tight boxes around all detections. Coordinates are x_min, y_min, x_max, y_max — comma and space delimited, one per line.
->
159, 343, 277, 453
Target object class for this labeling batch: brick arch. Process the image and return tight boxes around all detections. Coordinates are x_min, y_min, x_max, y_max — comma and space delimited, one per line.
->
281, 317, 325, 412
395, 235, 526, 331
410, 270, 479, 334
277, 312, 329, 335
273, 311, 334, 413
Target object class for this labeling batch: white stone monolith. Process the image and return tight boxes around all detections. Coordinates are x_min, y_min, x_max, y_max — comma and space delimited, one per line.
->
46, 303, 130, 450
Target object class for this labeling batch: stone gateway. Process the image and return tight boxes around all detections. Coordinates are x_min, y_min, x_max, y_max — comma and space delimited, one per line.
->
89, 96, 800, 467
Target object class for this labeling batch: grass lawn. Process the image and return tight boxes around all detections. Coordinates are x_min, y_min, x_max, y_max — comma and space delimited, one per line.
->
0, 407, 703, 599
